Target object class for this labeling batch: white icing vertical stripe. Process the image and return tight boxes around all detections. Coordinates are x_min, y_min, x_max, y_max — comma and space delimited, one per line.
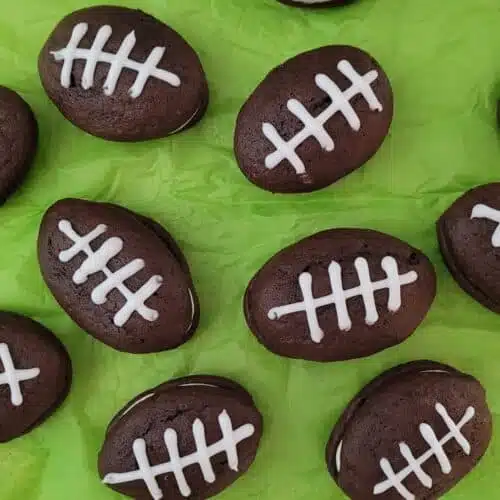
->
315, 72, 361, 131
435, 403, 472, 455
102, 30, 136, 96
132, 439, 164, 500
192, 419, 216, 483
297, 272, 324, 343
419, 423, 452, 474
129, 46, 167, 98
328, 261, 351, 331
287, 98, 334, 151
164, 428, 192, 496
58, 22, 88, 89
219, 410, 241, 471
58, 221, 107, 262
73, 236, 123, 284
381, 256, 404, 312
0, 343, 40, 407
398, 442, 432, 488
91, 258, 145, 304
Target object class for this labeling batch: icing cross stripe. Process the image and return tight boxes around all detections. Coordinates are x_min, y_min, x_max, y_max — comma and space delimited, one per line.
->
470, 203, 500, 247
0, 343, 40, 407
268, 256, 418, 343
58, 220, 163, 327
373, 403, 475, 500
51, 23, 181, 98
262, 59, 382, 175
103, 409, 255, 499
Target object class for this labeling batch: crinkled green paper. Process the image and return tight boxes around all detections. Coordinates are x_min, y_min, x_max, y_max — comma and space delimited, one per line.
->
0, 0, 499, 499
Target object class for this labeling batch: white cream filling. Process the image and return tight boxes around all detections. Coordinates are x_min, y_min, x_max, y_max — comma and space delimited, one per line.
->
119, 392, 156, 420
169, 106, 200, 135
185, 288, 196, 332
335, 369, 451, 472
117, 382, 219, 421
180, 383, 219, 388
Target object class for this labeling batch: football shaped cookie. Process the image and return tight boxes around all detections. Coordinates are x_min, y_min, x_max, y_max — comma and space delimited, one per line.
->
38, 6, 208, 141
245, 229, 435, 361
37, 198, 199, 353
99, 375, 263, 499
326, 361, 492, 499
277, 0, 356, 7
234, 45, 393, 193
0, 312, 71, 442
0, 86, 38, 203
437, 183, 500, 313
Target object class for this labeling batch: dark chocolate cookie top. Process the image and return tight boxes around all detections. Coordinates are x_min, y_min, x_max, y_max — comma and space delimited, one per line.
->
438, 182, 500, 313
0, 312, 71, 442
0, 86, 38, 203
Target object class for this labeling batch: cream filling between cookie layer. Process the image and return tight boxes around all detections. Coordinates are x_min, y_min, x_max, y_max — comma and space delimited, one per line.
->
334, 369, 451, 472
335, 441, 343, 473
169, 106, 200, 135
120, 392, 156, 419
186, 288, 196, 331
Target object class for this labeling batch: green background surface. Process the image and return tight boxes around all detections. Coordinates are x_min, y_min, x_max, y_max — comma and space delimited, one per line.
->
0, 0, 499, 498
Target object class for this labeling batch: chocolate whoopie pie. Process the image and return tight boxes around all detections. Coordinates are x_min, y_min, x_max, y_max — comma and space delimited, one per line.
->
99, 375, 263, 499
326, 361, 492, 500
38, 5, 208, 141
277, 0, 356, 7
0, 86, 38, 203
245, 229, 436, 361
437, 183, 500, 314
0, 312, 71, 442
234, 45, 393, 193
37, 198, 199, 353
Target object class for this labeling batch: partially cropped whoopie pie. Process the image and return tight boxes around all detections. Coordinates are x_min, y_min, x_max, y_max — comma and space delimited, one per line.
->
38, 5, 208, 141
437, 182, 500, 314
0, 312, 71, 442
99, 375, 263, 499
38, 198, 199, 354
326, 361, 492, 499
